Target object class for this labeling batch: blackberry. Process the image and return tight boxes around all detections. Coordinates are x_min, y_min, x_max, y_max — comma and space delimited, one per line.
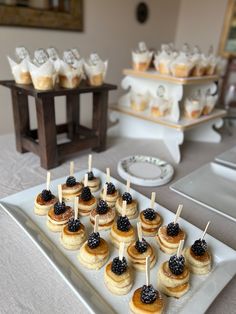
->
168, 254, 185, 275
41, 189, 52, 202
68, 218, 81, 232
87, 171, 95, 180
81, 186, 92, 201
87, 232, 100, 249
66, 176, 76, 187
54, 201, 66, 215
191, 239, 207, 256
122, 192, 132, 204
106, 182, 116, 195
135, 238, 148, 253
143, 208, 157, 221
111, 257, 127, 275
141, 285, 158, 304
117, 215, 131, 232
167, 222, 180, 236
96, 200, 108, 214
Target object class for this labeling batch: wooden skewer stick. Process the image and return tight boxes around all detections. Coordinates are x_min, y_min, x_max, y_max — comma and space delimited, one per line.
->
106, 167, 110, 183
145, 256, 150, 286
126, 178, 131, 193
177, 239, 184, 257
174, 204, 183, 224
88, 154, 92, 172
58, 184, 62, 204
150, 192, 156, 209
201, 221, 211, 240
122, 200, 127, 217
46, 171, 51, 191
103, 183, 107, 200
70, 161, 74, 177
137, 222, 143, 242
119, 242, 125, 261
94, 214, 99, 233
84, 173, 88, 187
74, 197, 78, 220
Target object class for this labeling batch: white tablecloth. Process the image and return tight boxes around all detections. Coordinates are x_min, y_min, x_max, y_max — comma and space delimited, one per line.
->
0, 133, 235, 314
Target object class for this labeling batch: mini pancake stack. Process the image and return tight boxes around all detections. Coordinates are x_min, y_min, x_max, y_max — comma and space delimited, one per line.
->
34, 172, 57, 216
115, 178, 138, 219
60, 198, 86, 250
83, 155, 101, 192
47, 185, 74, 232
184, 221, 212, 275
130, 256, 165, 314
62, 161, 83, 202
156, 205, 186, 254
78, 215, 109, 270
139, 192, 162, 236
110, 200, 136, 248
77, 174, 97, 216
104, 242, 133, 295
127, 222, 156, 271
100, 168, 119, 208
158, 240, 190, 298
90, 185, 115, 230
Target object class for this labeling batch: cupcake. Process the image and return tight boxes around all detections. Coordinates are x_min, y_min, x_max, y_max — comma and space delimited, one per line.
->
61, 162, 83, 202
110, 201, 136, 248
170, 52, 194, 77
151, 98, 171, 117
47, 185, 74, 232
7, 46, 32, 84
77, 174, 97, 216
132, 41, 153, 71
104, 243, 133, 295
202, 94, 217, 115
84, 53, 108, 86
184, 97, 203, 119
130, 256, 165, 314
100, 168, 119, 208
154, 49, 173, 75
83, 155, 101, 192
78, 218, 109, 270
130, 92, 150, 112
139, 192, 162, 236
58, 50, 83, 89
156, 205, 186, 254
184, 221, 212, 275
158, 241, 190, 298
115, 181, 138, 219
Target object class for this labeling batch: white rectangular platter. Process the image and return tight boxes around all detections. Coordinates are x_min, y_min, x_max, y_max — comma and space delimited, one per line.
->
1, 168, 236, 314
170, 162, 236, 222
215, 146, 236, 168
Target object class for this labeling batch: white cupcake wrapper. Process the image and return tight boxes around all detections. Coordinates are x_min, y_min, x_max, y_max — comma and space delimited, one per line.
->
132, 51, 153, 64
84, 60, 108, 79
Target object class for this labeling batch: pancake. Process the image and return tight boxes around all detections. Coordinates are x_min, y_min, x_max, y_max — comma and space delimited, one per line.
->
100, 189, 119, 207
184, 247, 211, 275
60, 223, 86, 250
156, 226, 186, 254
115, 197, 138, 219
83, 177, 100, 192
34, 193, 57, 216
140, 211, 162, 236
127, 242, 156, 271
90, 207, 115, 230
62, 182, 83, 201
78, 196, 97, 216
110, 223, 135, 248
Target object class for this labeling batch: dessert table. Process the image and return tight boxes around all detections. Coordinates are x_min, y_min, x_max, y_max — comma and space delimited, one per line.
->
0, 133, 235, 314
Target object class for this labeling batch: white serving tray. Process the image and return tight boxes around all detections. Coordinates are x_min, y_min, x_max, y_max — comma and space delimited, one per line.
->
170, 162, 236, 222
1, 169, 236, 314
215, 146, 236, 168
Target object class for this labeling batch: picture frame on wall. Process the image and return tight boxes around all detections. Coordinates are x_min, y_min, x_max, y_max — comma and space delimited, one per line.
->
0, 0, 83, 31
219, 0, 236, 57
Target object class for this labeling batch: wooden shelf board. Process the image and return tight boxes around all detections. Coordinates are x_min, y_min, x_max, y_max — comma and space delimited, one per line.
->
110, 104, 226, 131
123, 69, 219, 85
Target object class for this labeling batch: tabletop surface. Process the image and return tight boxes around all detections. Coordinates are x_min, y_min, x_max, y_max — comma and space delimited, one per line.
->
0, 132, 235, 314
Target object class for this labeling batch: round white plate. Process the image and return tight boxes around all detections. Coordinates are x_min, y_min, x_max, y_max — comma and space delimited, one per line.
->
118, 155, 174, 187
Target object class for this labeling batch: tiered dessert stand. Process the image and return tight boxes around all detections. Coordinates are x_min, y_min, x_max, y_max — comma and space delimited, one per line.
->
109, 69, 226, 163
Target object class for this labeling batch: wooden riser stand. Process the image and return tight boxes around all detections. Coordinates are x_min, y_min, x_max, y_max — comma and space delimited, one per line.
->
0, 80, 117, 169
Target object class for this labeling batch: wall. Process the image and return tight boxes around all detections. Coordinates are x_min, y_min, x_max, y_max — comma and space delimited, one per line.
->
0, 0, 180, 135
175, 0, 228, 53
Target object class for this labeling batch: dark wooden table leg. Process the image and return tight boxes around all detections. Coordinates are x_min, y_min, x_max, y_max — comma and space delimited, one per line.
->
35, 96, 58, 169
66, 94, 80, 139
92, 91, 108, 152
11, 89, 30, 153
